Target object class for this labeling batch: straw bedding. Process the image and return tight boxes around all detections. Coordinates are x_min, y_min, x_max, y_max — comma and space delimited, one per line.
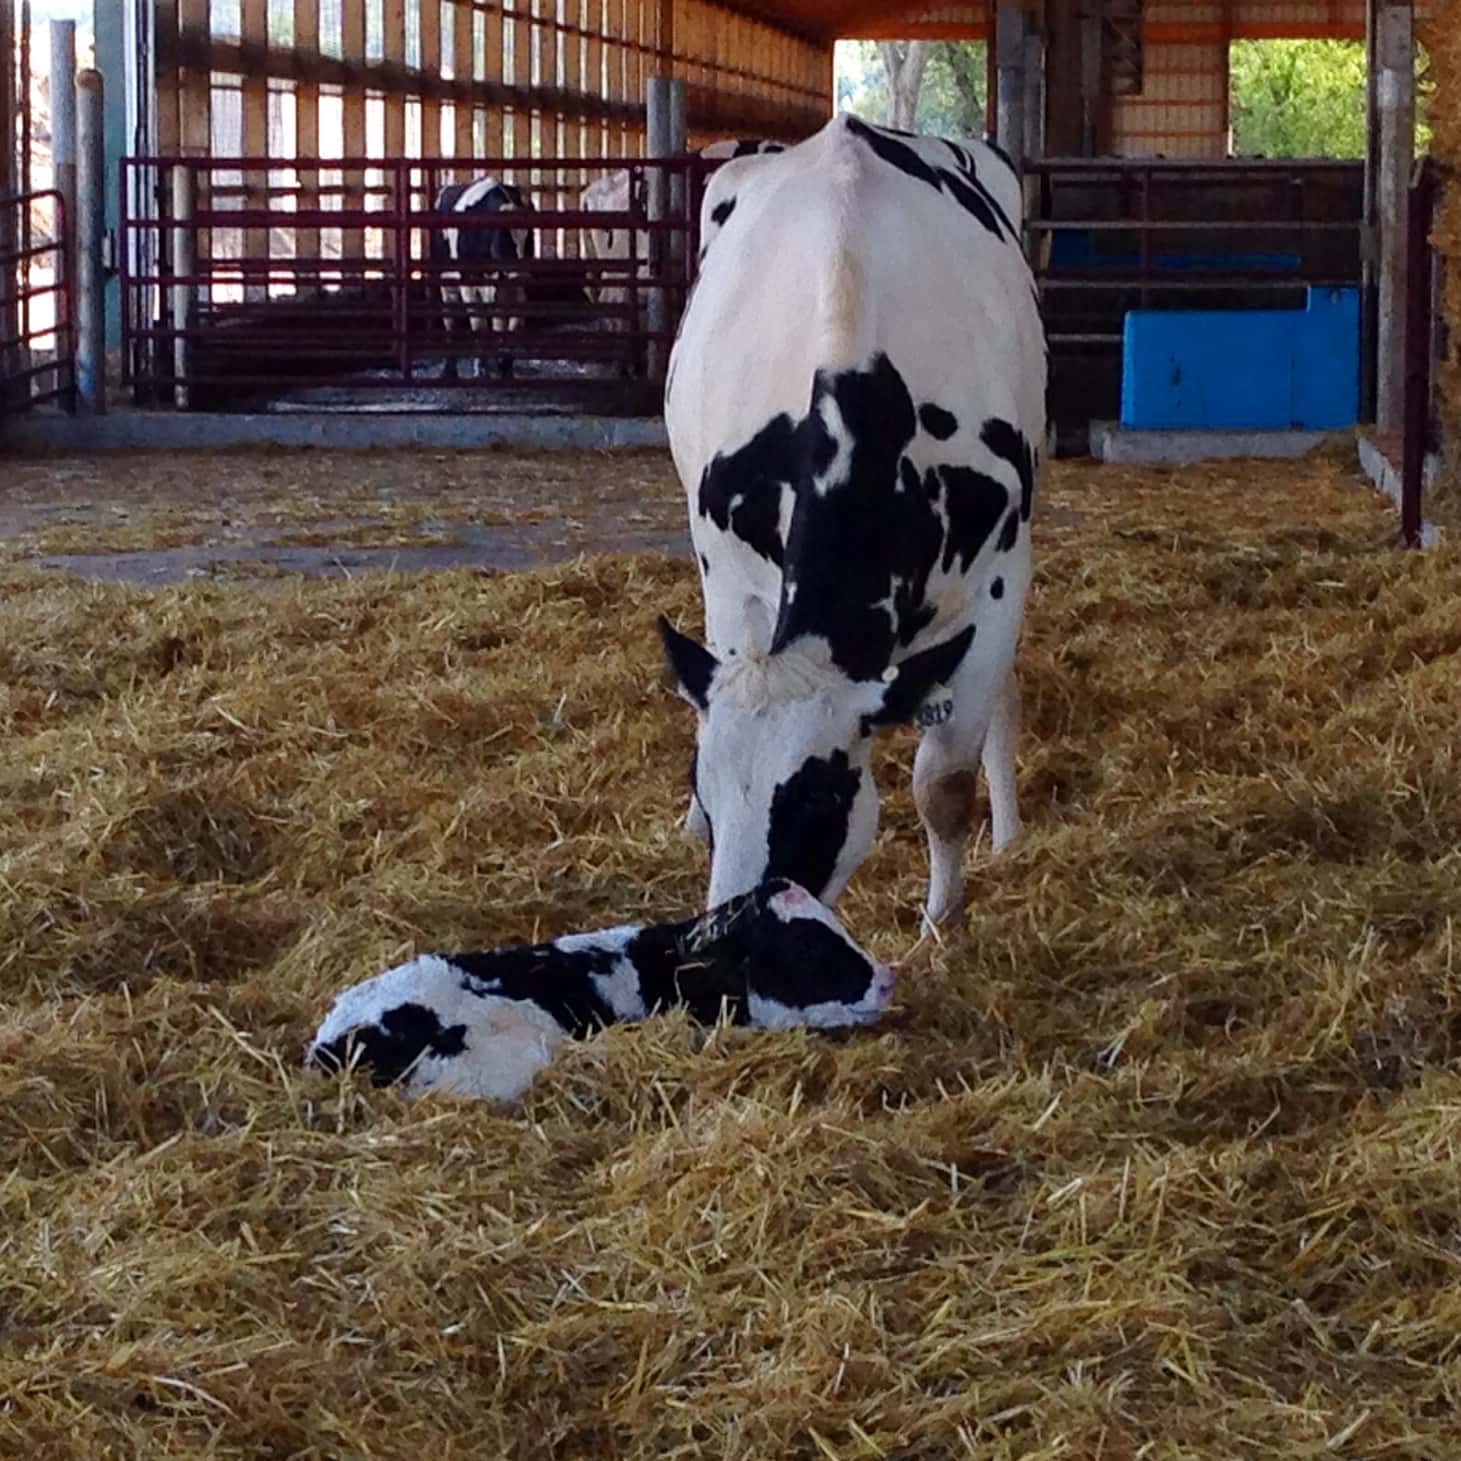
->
3, 443, 1461, 1458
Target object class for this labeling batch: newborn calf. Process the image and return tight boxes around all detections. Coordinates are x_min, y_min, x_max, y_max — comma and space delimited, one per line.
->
307, 878, 894, 1102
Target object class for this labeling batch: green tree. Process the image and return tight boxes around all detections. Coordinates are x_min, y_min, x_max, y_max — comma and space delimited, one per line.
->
1229, 39, 1431, 157
834, 38, 988, 139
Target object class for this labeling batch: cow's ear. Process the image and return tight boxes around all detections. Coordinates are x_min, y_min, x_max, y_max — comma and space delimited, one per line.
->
657, 615, 719, 711
864, 625, 976, 731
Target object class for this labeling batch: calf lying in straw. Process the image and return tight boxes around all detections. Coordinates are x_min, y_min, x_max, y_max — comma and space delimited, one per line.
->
307, 878, 895, 1102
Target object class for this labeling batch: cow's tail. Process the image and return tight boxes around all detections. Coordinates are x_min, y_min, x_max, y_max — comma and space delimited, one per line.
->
814, 123, 869, 371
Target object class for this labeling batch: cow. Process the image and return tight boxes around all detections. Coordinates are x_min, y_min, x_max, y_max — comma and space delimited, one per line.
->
657, 112, 1045, 929
428, 177, 592, 379
579, 139, 787, 309
428, 177, 533, 379
306, 879, 895, 1102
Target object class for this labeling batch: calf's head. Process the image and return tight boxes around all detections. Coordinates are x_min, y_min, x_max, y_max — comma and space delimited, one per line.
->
659, 616, 975, 907
681, 878, 896, 1028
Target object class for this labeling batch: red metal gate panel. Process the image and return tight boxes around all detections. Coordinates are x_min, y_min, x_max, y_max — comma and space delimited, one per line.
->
1, 190, 76, 414
121, 154, 713, 412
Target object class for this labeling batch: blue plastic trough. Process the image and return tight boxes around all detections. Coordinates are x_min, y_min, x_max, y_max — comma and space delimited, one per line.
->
1120, 286, 1360, 431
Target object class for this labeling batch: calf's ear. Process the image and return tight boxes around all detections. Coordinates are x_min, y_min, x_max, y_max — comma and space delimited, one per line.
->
657, 614, 719, 711
864, 625, 976, 731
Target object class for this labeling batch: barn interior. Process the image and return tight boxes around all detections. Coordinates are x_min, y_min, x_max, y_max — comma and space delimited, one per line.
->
4, 7, 1461, 1458
0, 0, 1452, 491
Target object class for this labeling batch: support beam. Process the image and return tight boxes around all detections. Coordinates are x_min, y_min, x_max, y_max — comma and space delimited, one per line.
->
51, 20, 77, 339
1375, 0, 1414, 431
95, 0, 128, 346
995, 5, 1026, 176
0, 0, 15, 395
77, 68, 107, 414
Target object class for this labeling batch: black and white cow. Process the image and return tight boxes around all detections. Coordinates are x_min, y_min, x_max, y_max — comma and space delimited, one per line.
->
579, 139, 787, 308
659, 113, 1045, 927
306, 879, 894, 1102
426, 174, 569, 379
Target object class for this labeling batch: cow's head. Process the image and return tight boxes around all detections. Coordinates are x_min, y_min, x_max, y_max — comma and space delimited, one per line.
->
658, 616, 975, 906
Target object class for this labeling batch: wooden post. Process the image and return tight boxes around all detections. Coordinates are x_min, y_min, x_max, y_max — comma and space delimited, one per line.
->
513, 0, 533, 159
384, 0, 407, 160
1375, 0, 1414, 432
585, 0, 604, 161
421, 0, 442, 159
180, 0, 212, 156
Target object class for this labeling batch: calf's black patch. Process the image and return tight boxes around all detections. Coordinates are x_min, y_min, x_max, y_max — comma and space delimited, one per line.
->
313, 1002, 468, 1088
711, 197, 736, 226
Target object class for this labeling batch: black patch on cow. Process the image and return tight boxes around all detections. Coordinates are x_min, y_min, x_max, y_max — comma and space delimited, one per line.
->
940, 466, 1010, 574
865, 625, 976, 733
697, 413, 807, 567
770, 354, 940, 680
440, 180, 532, 266
991, 576, 1005, 600
843, 115, 1016, 244
731, 140, 785, 157
711, 197, 737, 227
312, 1002, 468, 1088
919, 403, 959, 440
765, 751, 860, 899
694, 351, 1030, 687
658, 615, 718, 710
981, 417, 1036, 521
997, 510, 1020, 553
699, 553, 711, 575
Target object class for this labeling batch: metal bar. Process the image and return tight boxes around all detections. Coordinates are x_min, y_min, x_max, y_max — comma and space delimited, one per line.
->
76, 68, 105, 414
172, 163, 195, 408
51, 19, 76, 341
1399, 159, 1432, 549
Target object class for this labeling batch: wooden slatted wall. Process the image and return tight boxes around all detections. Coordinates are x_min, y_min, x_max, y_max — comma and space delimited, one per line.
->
154, 0, 833, 277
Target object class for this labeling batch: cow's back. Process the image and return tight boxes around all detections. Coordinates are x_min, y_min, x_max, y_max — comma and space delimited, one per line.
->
666, 113, 1044, 670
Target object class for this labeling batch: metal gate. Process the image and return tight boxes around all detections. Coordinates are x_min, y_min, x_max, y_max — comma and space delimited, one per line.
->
120, 154, 713, 413
1, 189, 75, 414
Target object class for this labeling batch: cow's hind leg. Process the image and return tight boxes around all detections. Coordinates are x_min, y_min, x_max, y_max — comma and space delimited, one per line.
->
982, 670, 1023, 851
441, 281, 461, 381
914, 669, 1023, 927
914, 728, 982, 929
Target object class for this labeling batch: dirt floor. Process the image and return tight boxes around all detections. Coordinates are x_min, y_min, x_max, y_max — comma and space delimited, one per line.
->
0, 445, 688, 582
3, 440, 1461, 1458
